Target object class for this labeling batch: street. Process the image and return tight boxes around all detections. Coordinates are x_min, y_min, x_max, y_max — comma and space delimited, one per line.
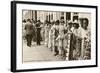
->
23, 41, 63, 63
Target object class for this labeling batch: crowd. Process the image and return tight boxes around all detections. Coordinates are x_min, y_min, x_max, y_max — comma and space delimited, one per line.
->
23, 18, 91, 61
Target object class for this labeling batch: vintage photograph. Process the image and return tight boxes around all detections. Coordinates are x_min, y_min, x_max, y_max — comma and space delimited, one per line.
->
22, 10, 91, 62
11, 1, 97, 72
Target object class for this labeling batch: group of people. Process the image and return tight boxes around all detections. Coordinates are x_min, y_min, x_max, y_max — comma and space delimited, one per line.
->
23, 18, 91, 61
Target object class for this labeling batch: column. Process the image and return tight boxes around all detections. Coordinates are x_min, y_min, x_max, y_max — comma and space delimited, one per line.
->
71, 12, 73, 21
64, 12, 66, 23
35, 10, 37, 21
53, 12, 56, 21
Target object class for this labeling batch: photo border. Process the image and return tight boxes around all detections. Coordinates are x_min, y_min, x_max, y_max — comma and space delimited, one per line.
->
11, 1, 98, 72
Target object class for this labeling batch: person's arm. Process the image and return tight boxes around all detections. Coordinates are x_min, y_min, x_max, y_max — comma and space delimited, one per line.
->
30, 25, 34, 30
24, 24, 27, 30
56, 35, 60, 41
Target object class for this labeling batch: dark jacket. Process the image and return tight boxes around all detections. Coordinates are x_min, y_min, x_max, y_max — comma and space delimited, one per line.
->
25, 22, 34, 36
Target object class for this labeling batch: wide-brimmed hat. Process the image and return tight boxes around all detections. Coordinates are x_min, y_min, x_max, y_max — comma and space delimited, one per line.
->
60, 20, 65, 23
73, 20, 79, 24
56, 20, 59, 23
37, 20, 40, 22
68, 20, 72, 23
73, 20, 79, 28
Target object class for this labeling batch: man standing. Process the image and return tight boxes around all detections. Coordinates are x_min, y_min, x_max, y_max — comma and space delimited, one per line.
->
36, 20, 41, 45
25, 19, 34, 47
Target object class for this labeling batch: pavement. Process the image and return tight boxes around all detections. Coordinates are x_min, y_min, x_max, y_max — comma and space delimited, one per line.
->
23, 41, 63, 63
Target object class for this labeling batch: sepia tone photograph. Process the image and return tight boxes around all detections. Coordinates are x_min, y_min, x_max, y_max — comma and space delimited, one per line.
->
22, 10, 91, 63
11, 1, 97, 72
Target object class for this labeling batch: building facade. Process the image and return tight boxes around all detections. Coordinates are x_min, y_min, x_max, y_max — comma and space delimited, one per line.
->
22, 10, 91, 27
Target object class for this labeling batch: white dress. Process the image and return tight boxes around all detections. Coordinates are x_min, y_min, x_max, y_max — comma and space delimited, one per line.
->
79, 27, 91, 60
44, 24, 50, 46
48, 27, 53, 49
56, 25, 65, 55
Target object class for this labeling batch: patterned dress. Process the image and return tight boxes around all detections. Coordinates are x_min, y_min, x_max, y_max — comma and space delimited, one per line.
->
48, 26, 54, 50
64, 29, 73, 60
44, 24, 50, 47
56, 25, 65, 56
80, 27, 91, 60
72, 28, 82, 60
51, 25, 59, 54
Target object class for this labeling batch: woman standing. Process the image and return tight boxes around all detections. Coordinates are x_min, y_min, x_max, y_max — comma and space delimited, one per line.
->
48, 21, 55, 51
72, 22, 82, 60
64, 21, 73, 60
79, 18, 91, 60
56, 20, 65, 57
44, 21, 50, 47
51, 20, 59, 56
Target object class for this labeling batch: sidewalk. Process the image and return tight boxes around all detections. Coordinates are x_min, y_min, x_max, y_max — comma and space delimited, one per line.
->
23, 41, 63, 63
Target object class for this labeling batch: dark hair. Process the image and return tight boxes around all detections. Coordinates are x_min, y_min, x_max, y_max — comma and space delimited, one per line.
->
81, 18, 89, 27
37, 20, 40, 22
68, 22, 73, 28
51, 21, 55, 25
22, 19, 26, 23
27, 19, 31, 23
68, 22, 72, 25
60, 16, 64, 20
55, 20, 59, 25
44, 20, 48, 24
60, 20, 65, 24
74, 23, 79, 29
